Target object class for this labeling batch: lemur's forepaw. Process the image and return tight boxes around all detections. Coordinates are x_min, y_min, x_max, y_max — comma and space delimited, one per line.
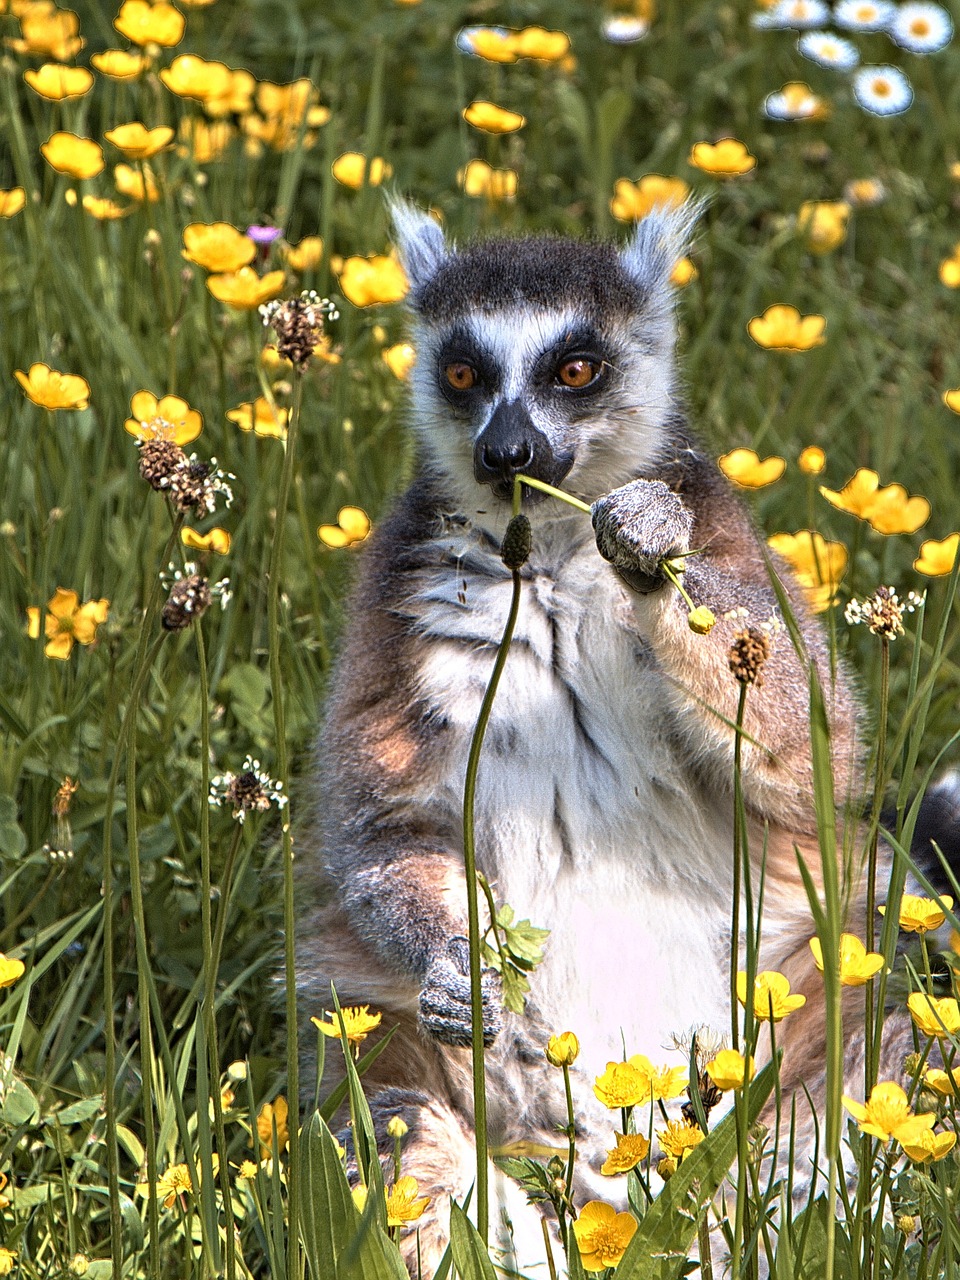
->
591, 479, 692, 587
419, 936, 503, 1048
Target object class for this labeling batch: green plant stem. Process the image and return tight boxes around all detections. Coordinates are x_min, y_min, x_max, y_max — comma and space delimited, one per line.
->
267, 373, 303, 1280
196, 619, 236, 1280
461, 541, 524, 1245
517, 474, 592, 513
101, 513, 183, 1277
561, 1062, 577, 1250
731, 680, 748, 1280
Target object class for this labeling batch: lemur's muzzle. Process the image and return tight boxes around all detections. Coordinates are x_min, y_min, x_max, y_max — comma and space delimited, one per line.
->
473, 400, 572, 499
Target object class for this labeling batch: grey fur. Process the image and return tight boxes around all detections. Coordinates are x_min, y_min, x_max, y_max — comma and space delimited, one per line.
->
296, 206, 934, 1277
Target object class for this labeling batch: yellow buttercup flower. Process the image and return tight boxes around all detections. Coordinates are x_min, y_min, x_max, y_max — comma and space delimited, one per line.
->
15, 363, 90, 410
688, 138, 756, 177
719, 448, 786, 488
27, 589, 109, 660
820, 469, 929, 536
24, 64, 94, 100
939, 251, 960, 288
768, 530, 847, 613
656, 1118, 705, 1160
104, 123, 174, 160
705, 1049, 755, 1091
331, 153, 392, 189
203, 67, 255, 116
899, 1126, 957, 1164
338, 255, 408, 307
0, 189, 26, 218
546, 1031, 580, 1067
91, 49, 148, 79
125, 392, 202, 445
0, 1251, 17, 1276
177, 118, 234, 163
600, 1132, 650, 1175
182, 222, 255, 273
385, 1176, 431, 1227
236, 1159, 259, 1180
459, 160, 518, 201
943, 387, 960, 414
382, 343, 416, 380
572, 1201, 638, 1272
843, 1081, 935, 1143
159, 54, 233, 102
809, 934, 884, 986
687, 605, 716, 634
81, 195, 131, 220
227, 397, 289, 439
0, 955, 25, 988
114, 163, 159, 202
462, 100, 526, 133
41, 133, 104, 181
748, 304, 825, 351
798, 445, 826, 474
256, 1096, 289, 1156
610, 174, 690, 222
318, 507, 371, 548
797, 200, 850, 254
879, 892, 953, 934
182, 527, 231, 555
593, 1059, 650, 1109
207, 267, 285, 310
629, 1054, 688, 1101
914, 534, 960, 577
511, 26, 570, 61
114, 0, 184, 46
9, 7, 82, 59
737, 970, 806, 1022
311, 1005, 382, 1050
923, 1065, 960, 1096
466, 28, 520, 62
907, 992, 960, 1039
284, 236, 324, 271
670, 257, 698, 286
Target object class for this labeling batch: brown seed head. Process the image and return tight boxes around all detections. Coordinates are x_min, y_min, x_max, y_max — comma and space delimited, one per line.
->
138, 437, 187, 491
728, 627, 771, 686
161, 574, 211, 630
500, 514, 532, 570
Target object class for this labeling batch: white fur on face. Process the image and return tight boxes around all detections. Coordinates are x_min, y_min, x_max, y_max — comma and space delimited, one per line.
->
407, 303, 678, 535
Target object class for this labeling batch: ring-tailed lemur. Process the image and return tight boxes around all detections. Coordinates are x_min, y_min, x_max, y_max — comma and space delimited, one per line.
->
297, 200, 958, 1277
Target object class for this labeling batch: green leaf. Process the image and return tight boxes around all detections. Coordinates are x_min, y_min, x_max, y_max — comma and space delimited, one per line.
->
0, 1076, 39, 1126
0, 795, 26, 858
614, 1064, 775, 1280
299, 1110, 407, 1280
448, 1202, 497, 1280
45, 1096, 101, 1126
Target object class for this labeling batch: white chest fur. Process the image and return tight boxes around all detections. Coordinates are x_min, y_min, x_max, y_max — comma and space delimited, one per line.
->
406, 521, 737, 1071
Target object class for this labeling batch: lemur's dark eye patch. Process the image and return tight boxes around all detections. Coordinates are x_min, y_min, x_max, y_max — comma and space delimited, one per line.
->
556, 357, 601, 389
445, 362, 477, 391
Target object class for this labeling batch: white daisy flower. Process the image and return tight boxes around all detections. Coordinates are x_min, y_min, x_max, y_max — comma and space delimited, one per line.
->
763, 81, 827, 120
751, 0, 830, 29
601, 15, 651, 44
797, 31, 861, 69
834, 0, 896, 31
852, 64, 914, 114
888, 2, 953, 53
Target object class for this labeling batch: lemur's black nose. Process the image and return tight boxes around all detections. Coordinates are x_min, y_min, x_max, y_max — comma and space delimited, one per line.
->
473, 400, 542, 486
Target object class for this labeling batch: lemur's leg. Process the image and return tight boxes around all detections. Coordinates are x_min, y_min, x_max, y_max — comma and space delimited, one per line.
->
351, 1088, 558, 1280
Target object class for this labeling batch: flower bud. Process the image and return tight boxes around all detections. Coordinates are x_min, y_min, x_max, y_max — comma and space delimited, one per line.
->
546, 1031, 580, 1067
688, 606, 716, 635
386, 1116, 409, 1139
501, 513, 532, 570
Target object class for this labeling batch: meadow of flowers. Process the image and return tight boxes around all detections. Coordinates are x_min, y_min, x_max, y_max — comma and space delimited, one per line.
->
2, 0, 960, 1275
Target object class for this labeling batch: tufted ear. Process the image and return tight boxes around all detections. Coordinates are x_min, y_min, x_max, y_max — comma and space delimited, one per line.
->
619, 199, 704, 300
388, 196, 451, 293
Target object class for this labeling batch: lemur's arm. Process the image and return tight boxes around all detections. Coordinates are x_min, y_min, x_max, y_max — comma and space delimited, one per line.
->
591, 442, 861, 832
318, 485, 501, 1046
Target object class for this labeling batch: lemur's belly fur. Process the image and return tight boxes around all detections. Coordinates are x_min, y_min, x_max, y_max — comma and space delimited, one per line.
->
408, 523, 734, 1076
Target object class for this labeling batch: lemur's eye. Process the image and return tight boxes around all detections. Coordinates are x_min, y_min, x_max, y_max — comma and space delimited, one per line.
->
557, 357, 601, 389
445, 362, 477, 391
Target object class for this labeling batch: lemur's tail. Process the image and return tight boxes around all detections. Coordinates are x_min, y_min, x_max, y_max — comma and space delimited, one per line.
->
907, 771, 960, 899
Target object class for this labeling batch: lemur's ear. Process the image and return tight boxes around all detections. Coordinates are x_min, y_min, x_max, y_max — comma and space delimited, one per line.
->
388, 197, 450, 293
619, 199, 704, 302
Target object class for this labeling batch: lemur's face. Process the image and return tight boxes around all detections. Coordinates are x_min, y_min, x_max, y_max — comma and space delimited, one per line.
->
391, 203, 693, 524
